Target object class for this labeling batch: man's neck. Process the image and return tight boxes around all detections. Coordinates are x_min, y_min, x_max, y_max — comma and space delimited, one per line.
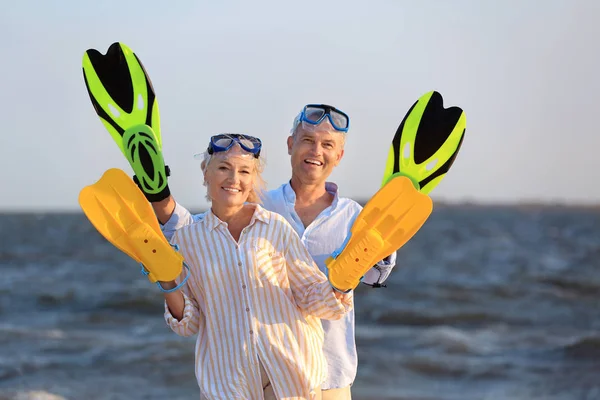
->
289, 175, 328, 205
289, 175, 335, 228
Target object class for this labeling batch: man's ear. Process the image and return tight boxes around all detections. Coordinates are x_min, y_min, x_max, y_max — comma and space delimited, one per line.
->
287, 136, 294, 155
334, 148, 345, 166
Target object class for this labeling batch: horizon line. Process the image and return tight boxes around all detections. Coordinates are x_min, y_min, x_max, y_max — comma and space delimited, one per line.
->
1, 198, 599, 214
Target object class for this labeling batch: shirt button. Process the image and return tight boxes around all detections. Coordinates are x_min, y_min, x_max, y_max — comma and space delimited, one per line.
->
245, 307, 250, 312
242, 285, 246, 289
238, 261, 242, 266
249, 330, 253, 335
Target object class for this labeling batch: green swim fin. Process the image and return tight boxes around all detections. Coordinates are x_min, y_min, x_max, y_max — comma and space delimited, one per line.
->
82, 42, 170, 202
382, 91, 466, 194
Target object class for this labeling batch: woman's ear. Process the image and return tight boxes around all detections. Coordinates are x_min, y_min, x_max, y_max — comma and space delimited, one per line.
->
201, 160, 208, 186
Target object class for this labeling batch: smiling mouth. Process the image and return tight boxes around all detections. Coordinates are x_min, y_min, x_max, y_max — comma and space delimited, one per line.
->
222, 187, 241, 193
304, 159, 323, 166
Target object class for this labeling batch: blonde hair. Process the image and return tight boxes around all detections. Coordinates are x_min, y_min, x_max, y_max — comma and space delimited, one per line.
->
198, 148, 267, 204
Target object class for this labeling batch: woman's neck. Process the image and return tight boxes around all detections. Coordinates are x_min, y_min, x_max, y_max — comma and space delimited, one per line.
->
211, 203, 255, 242
211, 203, 244, 224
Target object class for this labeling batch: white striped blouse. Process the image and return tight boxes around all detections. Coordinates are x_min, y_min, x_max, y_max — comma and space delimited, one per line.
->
163, 204, 353, 400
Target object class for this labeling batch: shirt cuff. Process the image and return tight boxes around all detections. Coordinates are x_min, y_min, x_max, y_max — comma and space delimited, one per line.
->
339, 290, 354, 310
161, 202, 188, 231
361, 252, 396, 286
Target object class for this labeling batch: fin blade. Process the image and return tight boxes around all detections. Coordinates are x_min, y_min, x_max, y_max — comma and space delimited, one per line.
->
78, 168, 182, 282
382, 91, 466, 194
82, 42, 162, 154
78, 171, 140, 262
120, 43, 160, 139
82, 47, 132, 133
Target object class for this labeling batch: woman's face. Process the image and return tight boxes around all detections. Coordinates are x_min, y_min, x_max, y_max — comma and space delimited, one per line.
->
204, 153, 256, 209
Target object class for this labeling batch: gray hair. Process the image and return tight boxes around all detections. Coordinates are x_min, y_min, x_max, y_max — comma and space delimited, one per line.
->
290, 111, 347, 144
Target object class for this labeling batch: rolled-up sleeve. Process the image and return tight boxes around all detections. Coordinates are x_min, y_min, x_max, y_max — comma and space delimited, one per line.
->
164, 291, 204, 337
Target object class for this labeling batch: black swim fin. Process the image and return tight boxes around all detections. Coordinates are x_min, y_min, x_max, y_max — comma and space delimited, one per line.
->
382, 91, 466, 194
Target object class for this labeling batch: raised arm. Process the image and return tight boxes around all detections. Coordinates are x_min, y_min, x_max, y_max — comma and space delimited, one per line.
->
152, 195, 177, 225
153, 197, 204, 242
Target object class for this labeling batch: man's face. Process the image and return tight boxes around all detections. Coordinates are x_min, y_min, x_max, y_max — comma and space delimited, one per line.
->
287, 122, 345, 185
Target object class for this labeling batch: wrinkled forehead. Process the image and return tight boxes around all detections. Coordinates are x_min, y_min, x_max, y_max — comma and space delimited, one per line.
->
211, 151, 255, 167
200, 144, 256, 172
295, 120, 346, 143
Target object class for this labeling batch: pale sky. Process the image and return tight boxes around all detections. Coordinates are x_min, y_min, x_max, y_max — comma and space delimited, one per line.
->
1, 0, 598, 211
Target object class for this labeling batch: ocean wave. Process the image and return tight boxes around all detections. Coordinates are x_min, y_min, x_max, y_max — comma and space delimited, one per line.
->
0, 324, 67, 340
374, 308, 524, 327
0, 330, 193, 384
403, 356, 469, 378
0, 356, 68, 382
36, 292, 76, 307
96, 293, 164, 314
537, 276, 600, 297
2, 211, 599, 399
0, 391, 67, 400
401, 355, 509, 380
562, 335, 600, 358
417, 326, 496, 355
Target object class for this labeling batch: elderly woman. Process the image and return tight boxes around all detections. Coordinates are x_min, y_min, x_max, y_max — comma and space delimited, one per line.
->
159, 133, 353, 400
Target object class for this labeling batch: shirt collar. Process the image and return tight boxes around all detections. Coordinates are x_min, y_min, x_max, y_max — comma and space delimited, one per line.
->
282, 181, 340, 210
203, 204, 270, 231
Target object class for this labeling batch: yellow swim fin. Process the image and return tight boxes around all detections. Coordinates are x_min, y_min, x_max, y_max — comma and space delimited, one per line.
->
325, 176, 433, 292
78, 168, 189, 292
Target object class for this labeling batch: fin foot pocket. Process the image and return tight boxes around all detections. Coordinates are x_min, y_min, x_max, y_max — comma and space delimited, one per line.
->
142, 260, 191, 293
328, 229, 385, 291
327, 176, 432, 292
122, 124, 170, 201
